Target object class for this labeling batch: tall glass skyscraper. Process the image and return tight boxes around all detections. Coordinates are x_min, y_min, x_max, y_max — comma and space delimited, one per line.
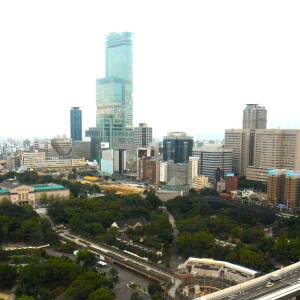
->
86, 32, 133, 163
106, 32, 132, 81
70, 107, 82, 141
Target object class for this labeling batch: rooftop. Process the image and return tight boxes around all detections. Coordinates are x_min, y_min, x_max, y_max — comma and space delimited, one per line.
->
32, 184, 66, 191
0, 182, 66, 192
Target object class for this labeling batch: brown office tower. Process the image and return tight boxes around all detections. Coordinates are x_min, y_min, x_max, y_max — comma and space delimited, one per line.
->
138, 157, 160, 186
267, 169, 286, 206
284, 171, 300, 209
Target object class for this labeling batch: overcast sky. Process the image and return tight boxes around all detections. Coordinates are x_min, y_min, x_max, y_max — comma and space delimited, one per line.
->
1, 0, 300, 140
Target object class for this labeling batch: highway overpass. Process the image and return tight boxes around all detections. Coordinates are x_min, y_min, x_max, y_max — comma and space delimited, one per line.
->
197, 261, 300, 300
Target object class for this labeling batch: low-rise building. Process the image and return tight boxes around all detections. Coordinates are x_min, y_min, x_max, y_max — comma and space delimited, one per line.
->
21, 152, 85, 170
178, 257, 259, 284
225, 173, 238, 192
0, 182, 70, 207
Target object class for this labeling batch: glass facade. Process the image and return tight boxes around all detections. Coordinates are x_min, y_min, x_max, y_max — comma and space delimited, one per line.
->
95, 32, 133, 149
106, 32, 132, 81
163, 133, 194, 163
70, 107, 82, 141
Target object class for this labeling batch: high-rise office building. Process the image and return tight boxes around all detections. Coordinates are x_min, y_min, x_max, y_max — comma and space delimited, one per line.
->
243, 104, 267, 130
188, 156, 199, 188
138, 157, 160, 186
163, 132, 193, 163
100, 149, 127, 175
254, 129, 300, 170
134, 123, 152, 149
86, 32, 134, 169
96, 32, 133, 148
267, 169, 300, 208
246, 129, 300, 182
70, 107, 82, 141
224, 129, 252, 177
193, 145, 233, 182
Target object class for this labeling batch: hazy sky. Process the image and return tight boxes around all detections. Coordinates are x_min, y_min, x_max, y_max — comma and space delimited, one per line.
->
1, 0, 300, 140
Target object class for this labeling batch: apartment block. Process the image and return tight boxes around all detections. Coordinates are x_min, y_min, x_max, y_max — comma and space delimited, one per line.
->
267, 169, 300, 208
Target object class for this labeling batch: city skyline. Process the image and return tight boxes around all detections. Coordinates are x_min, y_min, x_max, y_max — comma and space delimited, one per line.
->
1, 0, 300, 139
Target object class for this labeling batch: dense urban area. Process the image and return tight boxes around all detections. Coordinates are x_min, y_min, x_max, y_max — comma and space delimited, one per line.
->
1, 30, 300, 300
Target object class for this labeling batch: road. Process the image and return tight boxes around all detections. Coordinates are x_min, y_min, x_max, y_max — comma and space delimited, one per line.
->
165, 208, 179, 241
199, 261, 300, 300
58, 230, 181, 298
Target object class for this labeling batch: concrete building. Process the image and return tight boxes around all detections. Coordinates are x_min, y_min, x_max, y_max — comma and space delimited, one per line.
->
188, 157, 199, 188
285, 171, 300, 208
246, 129, 300, 182
163, 132, 193, 163
134, 123, 152, 149
243, 104, 267, 130
22, 152, 46, 168
138, 157, 160, 186
160, 161, 189, 185
193, 145, 233, 182
0, 182, 70, 207
72, 141, 91, 161
224, 129, 252, 177
70, 107, 82, 141
217, 179, 226, 193
160, 161, 168, 183
21, 152, 85, 170
253, 129, 300, 170
160, 162, 190, 194
169, 163, 189, 185
100, 149, 127, 175
178, 258, 258, 284
192, 176, 209, 190
33, 138, 73, 159
224, 173, 238, 192
267, 169, 300, 209
245, 166, 270, 182
5, 155, 16, 171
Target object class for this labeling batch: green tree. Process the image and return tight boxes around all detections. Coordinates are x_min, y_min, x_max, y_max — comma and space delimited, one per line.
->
16, 296, 36, 300
66, 271, 112, 300
0, 263, 17, 289
77, 250, 96, 267
88, 288, 115, 300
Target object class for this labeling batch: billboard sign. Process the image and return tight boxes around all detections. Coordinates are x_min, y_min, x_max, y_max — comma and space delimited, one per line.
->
100, 142, 110, 149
